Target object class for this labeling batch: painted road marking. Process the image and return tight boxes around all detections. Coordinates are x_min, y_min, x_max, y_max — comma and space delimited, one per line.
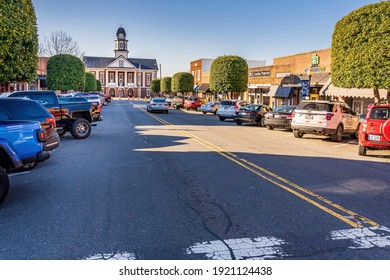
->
84, 252, 136, 260
133, 102, 380, 229
187, 236, 288, 260
8, 171, 30, 177
330, 226, 390, 249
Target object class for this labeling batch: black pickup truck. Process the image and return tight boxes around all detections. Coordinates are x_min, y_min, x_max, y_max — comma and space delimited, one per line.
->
9, 90, 100, 139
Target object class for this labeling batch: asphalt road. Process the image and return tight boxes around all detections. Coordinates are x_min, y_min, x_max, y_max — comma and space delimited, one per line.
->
1, 100, 389, 260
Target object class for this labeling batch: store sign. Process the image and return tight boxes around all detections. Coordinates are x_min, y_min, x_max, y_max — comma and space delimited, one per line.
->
311, 54, 320, 67
301, 80, 309, 97
304, 67, 326, 73
249, 70, 270, 77
276, 72, 291, 78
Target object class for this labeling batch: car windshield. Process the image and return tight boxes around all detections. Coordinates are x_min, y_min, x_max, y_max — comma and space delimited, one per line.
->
369, 108, 389, 120
275, 106, 295, 113
151, 98, 166, 103
296, 102, 333, 112
221, 101, 234, 106
241, 105, 260, 110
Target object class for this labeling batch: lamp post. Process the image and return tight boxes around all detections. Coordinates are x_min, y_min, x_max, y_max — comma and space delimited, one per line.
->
306, 68, 312, 100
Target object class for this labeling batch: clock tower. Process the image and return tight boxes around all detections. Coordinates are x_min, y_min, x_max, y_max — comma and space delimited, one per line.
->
114, 27, 129, 58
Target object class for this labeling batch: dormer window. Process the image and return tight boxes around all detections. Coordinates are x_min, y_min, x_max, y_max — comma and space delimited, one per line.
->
119, 60, 124, 67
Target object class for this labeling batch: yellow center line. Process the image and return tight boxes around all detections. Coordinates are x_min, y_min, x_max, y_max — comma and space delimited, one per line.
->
136, 104, 379, 228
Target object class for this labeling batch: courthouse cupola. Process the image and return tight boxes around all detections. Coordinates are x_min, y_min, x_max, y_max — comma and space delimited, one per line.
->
114, 26, 129, 58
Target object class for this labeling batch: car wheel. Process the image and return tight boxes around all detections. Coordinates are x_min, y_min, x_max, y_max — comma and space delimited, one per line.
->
358, 143, 367, 156
258, 117, 265, 127
218, 116, 225, 121
350, 124, 359, 139
267, 126, 274, 130
0, 167, 9, 206
186, 107, 190, 111
202, 112, 207, 114
70, 118, 91, 139
330, 125, 343, 142
235, 120, 242, 125
57, 128, 66, 138
293, 130, 303, 138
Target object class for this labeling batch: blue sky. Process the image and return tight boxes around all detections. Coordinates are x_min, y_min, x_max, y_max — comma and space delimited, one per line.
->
33, 0, 381, 77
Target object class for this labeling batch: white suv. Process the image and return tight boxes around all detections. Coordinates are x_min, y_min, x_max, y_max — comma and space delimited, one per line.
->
291, 100, 360, 142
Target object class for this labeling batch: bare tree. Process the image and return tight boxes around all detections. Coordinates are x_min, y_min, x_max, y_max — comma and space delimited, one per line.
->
40, 31, 84, 57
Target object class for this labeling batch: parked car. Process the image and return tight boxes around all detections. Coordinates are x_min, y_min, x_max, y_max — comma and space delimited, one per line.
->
171, 96, 184, 109
291, 100, 360, 142
165, 97, 173, 107
184, 97, 207, 111
0, 98, 59, 152
200, 101, 220, 115
264, 106, 296, 130
9, 91, 98, 139
234, 104, 272, 126
358, 103, 390, 156
147, 98, 169, 113
217, 100, 248, 121
0, 120, 51, 205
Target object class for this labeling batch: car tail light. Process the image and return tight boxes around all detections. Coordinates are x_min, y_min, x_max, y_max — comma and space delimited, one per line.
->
97, 105, 101, 112
164, 103, 168, 106
291, 111, 295, 118
250, 111, 257, 115
326, 113, 334, 120
234, 103, 239, 108
46, 117, 56, 128
287, 114, 293, 119
37, 129, 47, 142
361, 119, 368, 132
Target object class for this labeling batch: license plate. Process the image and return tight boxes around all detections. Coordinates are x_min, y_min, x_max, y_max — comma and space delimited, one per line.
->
274, 114, 280, 118
368, 134, 381, 141
305, 115, 313, 119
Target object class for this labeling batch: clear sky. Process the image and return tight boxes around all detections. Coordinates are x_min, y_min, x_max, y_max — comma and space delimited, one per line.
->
33, 0, 381, 77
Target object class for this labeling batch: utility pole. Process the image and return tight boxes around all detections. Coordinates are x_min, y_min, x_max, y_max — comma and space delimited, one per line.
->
159, 64, 162, 79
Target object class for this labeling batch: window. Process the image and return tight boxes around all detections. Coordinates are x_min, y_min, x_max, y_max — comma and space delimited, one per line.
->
369, 108, 389, 120
119, 60, 124, 68
197, 70, 201, 81
100, 73, 105, 85
128, 73, 133, 83
137, 73, 142, 86
0, 107, 10, 120
119, 73, 124, 86
109, 73, 115, 83
119, 41, 124, 50
146, 73, 151, 86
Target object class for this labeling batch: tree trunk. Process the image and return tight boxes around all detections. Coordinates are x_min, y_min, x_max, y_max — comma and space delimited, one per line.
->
373, 88, 380, 104
387, 88, 390, 104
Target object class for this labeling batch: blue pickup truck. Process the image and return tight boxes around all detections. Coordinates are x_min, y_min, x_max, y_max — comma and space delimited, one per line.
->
0, 120, 50, 205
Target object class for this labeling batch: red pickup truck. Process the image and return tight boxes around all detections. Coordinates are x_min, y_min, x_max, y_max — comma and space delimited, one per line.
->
184, 97, 207, 111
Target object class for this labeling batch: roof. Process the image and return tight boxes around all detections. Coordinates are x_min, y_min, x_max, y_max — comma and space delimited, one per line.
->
83, 56, 159, 70
198, 83, 210, 92
274, 86, 293, 98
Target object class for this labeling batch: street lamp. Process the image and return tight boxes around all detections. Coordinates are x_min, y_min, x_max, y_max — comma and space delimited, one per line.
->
306, 68, 312, 100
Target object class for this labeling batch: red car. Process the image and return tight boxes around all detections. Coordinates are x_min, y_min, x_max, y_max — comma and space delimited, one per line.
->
184, 97, 207, 111
358, 103, 390, 156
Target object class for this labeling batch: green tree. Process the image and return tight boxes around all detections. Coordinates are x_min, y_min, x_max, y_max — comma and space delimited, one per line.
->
210, 55, 248, 99
84, 72, 97, 92
160, 77, 172, 93
96, 79, 102, 92
0, 0, 38, 83
46, 54, 85, 92
172, 72, 194, 95
331, 1, 390, 103
151, 79, 161, 95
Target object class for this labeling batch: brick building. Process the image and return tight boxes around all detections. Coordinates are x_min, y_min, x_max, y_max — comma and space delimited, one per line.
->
83, 27, 159, 98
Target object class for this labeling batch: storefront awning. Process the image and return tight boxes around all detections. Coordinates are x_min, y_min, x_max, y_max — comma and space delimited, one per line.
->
267, 85, 279, 97
320, 79, 388, 99
198, 83, 210, 92
274, 86, 293, 98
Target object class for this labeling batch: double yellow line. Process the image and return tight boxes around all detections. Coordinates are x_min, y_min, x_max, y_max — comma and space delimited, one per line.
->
140, 106, 379, 229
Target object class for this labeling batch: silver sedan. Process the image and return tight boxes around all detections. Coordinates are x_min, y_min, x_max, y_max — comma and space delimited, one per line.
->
147, 98, 169, 113
200, 101, 219, 115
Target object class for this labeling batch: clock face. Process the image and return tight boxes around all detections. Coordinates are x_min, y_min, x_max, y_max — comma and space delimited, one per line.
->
118, 33, 124, 39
